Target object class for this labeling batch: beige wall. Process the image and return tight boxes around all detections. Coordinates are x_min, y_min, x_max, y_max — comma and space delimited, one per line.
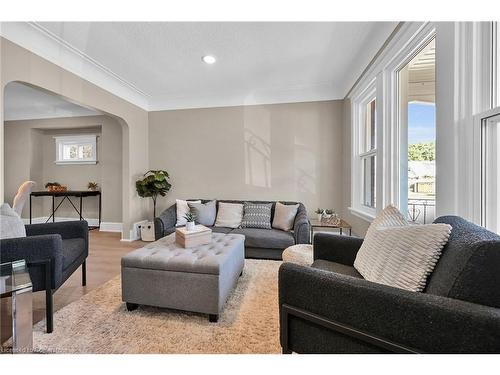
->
149, 100, 344, 217
340, 98, 370, 237
1, 37, 149, 239
4, 115, 122, 222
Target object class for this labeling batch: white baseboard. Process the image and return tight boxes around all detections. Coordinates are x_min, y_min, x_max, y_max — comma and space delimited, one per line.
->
24, 217, 123, 233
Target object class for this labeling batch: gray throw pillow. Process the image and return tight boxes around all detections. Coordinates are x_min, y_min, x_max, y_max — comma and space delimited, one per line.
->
188, 200, 217, 227
241, 202, 272, 229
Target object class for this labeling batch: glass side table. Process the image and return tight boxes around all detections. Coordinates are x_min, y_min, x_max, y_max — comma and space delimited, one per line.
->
0, 259, 33, 353
309, 218, 352, 243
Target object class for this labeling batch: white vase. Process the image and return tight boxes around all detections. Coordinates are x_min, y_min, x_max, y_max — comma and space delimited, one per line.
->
186, 221, 195, 231
317, 213, 323, 222
140, 222, 155, 242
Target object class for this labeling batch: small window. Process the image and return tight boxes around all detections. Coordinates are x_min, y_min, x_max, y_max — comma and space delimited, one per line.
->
55, 135, 97, 165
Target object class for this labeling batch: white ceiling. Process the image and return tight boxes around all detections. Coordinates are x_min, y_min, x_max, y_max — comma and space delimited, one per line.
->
1, 22, 397, 111
4, 82, 101, 121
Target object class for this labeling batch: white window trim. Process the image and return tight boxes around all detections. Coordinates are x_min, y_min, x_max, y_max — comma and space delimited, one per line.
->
349, 22, 435, 222
54, 135, 98, 165
349, 80, 377, 220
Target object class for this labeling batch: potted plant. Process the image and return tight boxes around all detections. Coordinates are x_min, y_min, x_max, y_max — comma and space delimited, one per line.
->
135, 170, 171, 241
87, 181, 99, 191
315, 208, 324, 222
184, 212, 196, 231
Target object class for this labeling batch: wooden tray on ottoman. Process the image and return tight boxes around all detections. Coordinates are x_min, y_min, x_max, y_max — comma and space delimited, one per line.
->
175, 225, 213, 248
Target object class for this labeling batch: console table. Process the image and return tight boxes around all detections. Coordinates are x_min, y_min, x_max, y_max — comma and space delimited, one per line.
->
30, 190, 101, 230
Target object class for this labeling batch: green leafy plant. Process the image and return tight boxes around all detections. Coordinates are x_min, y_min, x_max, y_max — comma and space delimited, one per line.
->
87, 181, 98, 190
315, 208, 324, 214
135, 170, 172, 219
408, 142, 435, 161
183, 212, 196, 223
325, 209, 334, 215
44, 182, 61, 188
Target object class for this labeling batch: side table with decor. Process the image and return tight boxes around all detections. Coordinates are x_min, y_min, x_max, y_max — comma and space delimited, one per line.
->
309, 218, 352, 244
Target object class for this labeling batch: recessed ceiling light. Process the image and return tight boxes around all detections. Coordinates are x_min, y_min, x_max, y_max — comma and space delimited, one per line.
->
202, 55, 216, 64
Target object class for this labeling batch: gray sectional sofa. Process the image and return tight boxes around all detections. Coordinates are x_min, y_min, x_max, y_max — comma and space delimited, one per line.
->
154, 199, 310, 260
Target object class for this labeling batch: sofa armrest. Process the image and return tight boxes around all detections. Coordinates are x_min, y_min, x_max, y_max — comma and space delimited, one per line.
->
279, 263, 500, 353
25, 220, 88, 240
155, 204, 177, 240
313, 233, 363, 266
293, 204, 310, 244
0, 235, 64, 290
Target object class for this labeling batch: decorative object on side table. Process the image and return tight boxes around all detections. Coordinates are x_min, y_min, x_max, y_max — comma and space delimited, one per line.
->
184, 212, 196, 231
135, 170, 172, 242
45, 182, 67, 192
175, 224, 212, 248
87, 181, 99, 191
315, 208, 324, 222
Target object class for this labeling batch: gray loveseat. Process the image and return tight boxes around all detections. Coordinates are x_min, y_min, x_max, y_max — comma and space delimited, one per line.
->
279, 216, 500, 353
155, 199, 310, 260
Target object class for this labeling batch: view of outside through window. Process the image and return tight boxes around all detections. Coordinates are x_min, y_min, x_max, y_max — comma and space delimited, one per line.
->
63, 144, 93, 160
402, 38, 436, 223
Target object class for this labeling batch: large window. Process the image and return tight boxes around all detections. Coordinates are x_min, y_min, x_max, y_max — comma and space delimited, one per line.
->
55, 135, 98, 165
350, 82, 378, 220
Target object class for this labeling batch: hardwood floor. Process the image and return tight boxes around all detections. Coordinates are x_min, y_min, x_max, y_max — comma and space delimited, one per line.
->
1, 231, 145, 343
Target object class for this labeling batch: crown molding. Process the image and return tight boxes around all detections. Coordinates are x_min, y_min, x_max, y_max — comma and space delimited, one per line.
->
0, 22, 150, 110
148, 82, 343, 111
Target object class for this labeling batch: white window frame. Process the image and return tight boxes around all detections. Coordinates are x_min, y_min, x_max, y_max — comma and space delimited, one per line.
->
350, 80, 378, 220
472, 22, 500, 229
349, 22, 435, 222
54, 135, 98, 165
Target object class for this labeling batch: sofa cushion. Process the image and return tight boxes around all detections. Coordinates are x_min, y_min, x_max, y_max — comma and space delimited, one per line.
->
176, 199, 201, 226
62, 238, 86, 270
241, 202, 272, 229
231, 228, 294, 249
188, 200, 216, 226
210, 226, 233, 234
214, 202, 244, 228
427, 216, 500, 308
272, 202, 299, 231
311, 259, 363, 279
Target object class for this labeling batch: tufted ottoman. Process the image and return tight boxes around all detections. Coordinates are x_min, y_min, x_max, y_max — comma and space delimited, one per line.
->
121, 232, 245, 322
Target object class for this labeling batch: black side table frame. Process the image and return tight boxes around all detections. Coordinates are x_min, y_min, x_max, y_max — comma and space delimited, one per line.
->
29, 190, 101, 230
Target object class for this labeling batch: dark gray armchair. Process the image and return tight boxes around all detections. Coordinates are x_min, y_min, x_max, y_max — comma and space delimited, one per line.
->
0, 221, 89, 333
279, 216, 500, 353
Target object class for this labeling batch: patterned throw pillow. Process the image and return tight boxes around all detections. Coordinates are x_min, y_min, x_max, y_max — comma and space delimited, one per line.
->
354, 205, 452, 292
241, 202, 273, 229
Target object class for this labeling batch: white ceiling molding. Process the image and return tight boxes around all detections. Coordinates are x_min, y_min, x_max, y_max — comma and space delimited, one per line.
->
149, 82, 342, 111
1, 22, 398, 112
0, 22, 150, 110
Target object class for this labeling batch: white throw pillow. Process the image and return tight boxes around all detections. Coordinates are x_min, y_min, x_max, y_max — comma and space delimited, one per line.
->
176, 199, 201, 226
272, 202, 299, 231
353, 205, 452, 292
0, 203, 27, 239
214, 202, 244, 229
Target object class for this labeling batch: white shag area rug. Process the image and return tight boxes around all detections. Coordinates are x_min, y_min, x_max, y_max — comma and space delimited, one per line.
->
33, 259, 282, 354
